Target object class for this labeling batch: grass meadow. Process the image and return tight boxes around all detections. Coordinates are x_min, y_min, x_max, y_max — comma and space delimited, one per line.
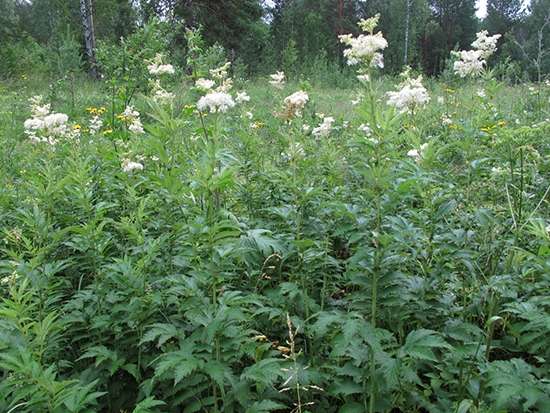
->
2, 58, 550, 413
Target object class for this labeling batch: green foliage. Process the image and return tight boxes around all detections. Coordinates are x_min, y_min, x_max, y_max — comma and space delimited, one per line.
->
3, 27, 550, 413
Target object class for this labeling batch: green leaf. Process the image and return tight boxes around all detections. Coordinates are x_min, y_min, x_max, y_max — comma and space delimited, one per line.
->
381, 357, 401, 390
338, 402, 365, 413
245, 400, 287, 413
241, 358, 283, 391
456, 399, 473, 413
398, 329, 452, 361
141, 323, 181, 348
328, 379, 363, 396
132, 396, 166, 413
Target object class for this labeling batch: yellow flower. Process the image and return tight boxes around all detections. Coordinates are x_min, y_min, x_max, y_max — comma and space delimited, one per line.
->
444, 88, 455, 93
74, 124, 82, 129
103, 129, 113, 135
498, 121, 506, 126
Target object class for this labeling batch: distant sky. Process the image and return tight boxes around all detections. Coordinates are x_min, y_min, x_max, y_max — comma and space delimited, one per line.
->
476, 0, 487, 18
476, 0, 531, 19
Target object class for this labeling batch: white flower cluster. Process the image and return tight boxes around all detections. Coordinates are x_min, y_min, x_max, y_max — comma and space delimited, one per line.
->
279, 90, 309, 120
235, 92, 250, 104
452, 31, 501, 78
339, 14, 387, 68
149, 78, 174, 105
269, 71, 285, 89
196, 78, 216, 92
197, 91, 236, 113
122, 106, 144, 134
387, 70, 430, 113
194, 63, 243, 113
472, 30, 502, 59
210, 62, 233, 92
312, 117, 335, 138
23, 95, 73, 145
284, 90, 309, 108
407, 142, 429, 161
148, 53, 175, 75
281, 142, 306, 160
121, 158, 143, 173
154, 89, 174, 105
89, 116, 103, 135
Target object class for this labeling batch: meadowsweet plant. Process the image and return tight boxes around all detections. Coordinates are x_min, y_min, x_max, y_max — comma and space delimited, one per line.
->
23, 95, 77, 146
386, 67, 430, 115
147, 53, 175, 76
269, 71, 285, 89
452, 30, 502, 78
339, 14, 387, 69
277, 90, 309, 123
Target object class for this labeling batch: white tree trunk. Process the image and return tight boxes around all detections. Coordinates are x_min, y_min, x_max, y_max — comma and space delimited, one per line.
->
404, 0, 411, 65
80, 0, 98, 77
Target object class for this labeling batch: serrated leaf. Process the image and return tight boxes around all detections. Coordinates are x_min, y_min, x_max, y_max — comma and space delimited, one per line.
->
328, 379, 363, 396
338, 402, 364, 413
245, 400, 287, 413
398, 329, 452, 361
132, 396, 166, 413
140, 323, 181, 347
203, 360, 233, 386
381, 357, 401, 390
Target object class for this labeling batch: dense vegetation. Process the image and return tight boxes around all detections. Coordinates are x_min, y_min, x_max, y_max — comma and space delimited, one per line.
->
2, 3, 550, 413
1, 0, 550, 81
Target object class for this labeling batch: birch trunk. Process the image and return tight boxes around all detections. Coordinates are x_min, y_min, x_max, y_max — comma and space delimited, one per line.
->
80, 0, 98, 77
404, 0, 411, 65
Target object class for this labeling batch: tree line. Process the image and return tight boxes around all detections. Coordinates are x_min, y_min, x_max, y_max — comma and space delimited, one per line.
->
1, 0, 549, 82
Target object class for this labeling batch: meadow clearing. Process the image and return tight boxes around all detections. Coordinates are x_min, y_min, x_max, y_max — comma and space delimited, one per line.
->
1, 22, 550, 413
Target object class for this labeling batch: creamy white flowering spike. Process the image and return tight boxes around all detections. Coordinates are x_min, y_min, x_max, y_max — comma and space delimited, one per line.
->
23, 95, 70, 145
89, 116, 103, 135
452, 30, 501, 78
284, 90, 309, 108
197, 91, 236, 113
129, 119, 144, 134
452, 50, 485, 78
154, 89, 174, 105
210, 62, 231, 84
148, 53, 175, 75
407, 143, 429, 162
235, 91, 251, 104
196, 78, 216, 92
121, 159, 144, 172
269, 71, 285, 88
339, 14, 387, 68
387, 69, 430, 113
121, 106, 144, 134
472, 30, 502, 59
276, 90, 309, 122
149, 78, 174, 105
312, 117, 335, 138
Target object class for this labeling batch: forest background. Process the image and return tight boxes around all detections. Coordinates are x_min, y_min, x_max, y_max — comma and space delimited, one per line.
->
1, 0, 550, 83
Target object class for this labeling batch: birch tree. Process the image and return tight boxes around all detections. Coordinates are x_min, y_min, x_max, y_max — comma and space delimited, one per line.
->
80, 0, 98, 77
